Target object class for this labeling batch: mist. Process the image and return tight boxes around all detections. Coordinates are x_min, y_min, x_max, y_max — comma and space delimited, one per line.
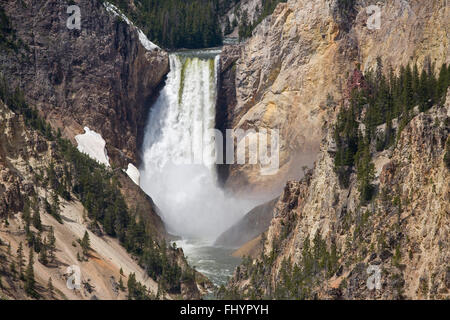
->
139, 52, 258, 241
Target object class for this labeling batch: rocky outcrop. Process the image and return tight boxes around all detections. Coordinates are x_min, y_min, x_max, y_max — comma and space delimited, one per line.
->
116, 170, 165, 240
219, 0, 262, 37
226, 92, 450, 299
215, 197, 278, 248
0, 0, 169, 168
0, 96, 212, 300
216, 44, 242, 185
218, 0, 449, 195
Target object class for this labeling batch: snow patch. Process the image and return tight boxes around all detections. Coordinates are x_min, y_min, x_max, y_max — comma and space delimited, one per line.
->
125, 163, 140, 186
104, 2, 160, 51
137, 29, 159, 51
75, 127, 110, 167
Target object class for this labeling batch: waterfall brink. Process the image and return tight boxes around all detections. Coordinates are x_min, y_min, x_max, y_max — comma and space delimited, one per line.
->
140, 51, 254, 241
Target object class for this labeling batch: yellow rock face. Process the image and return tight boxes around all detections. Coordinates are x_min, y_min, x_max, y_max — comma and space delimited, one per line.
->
223, 0, 449, 196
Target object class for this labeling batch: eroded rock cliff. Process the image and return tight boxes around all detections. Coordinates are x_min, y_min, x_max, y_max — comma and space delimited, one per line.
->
0, 0, 169, 167
224, 92, 449, 300
0, 94, 211, 300
218, 0, 449, 194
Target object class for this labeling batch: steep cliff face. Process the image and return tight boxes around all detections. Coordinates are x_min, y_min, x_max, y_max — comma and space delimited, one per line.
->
0, 0, 169, 167
215, 197, 278, 249
0, 97, 156, 299
0, 95, 212, 300
218, 0, 449, 194
219, 0, 263, 36
225, 92, 449, 299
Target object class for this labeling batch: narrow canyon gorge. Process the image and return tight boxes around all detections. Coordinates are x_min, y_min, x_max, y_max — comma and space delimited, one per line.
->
0, 0, 448, 302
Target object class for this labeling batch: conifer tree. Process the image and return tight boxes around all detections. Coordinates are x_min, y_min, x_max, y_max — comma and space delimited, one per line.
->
81, 231, 90, 256
419, 68, 429, 112
10, 261, 16, 280
32, 208, 42, 231
47, 226, 56, 263
127, 273, 137, 300
437, 63, 448, 104
39, 237, 48, 265
356, 136, 375, 203
24, 247, 36, 297
16, 241, 24, 278
22, 200, 31, 227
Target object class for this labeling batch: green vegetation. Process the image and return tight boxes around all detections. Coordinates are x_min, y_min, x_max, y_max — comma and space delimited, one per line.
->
80, 231, 91, 257
24, 248, 36, 298
220, 59, 449, 300
274, 233, 339, 299
105, 0, 223, 49
105, 0, 289, 46
334, 58, 449, 201
0, 76, 195, 298
218, 232, 339, 300
0, 7, 20, 52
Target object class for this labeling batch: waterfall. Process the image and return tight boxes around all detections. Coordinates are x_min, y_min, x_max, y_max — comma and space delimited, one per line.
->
140, 50, 254, 241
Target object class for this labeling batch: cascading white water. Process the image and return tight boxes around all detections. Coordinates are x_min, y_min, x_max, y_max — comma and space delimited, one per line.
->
140, 50, 255, 242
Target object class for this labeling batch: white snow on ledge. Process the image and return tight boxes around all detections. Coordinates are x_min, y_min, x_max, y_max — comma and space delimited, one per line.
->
104, 2, 160, 51
124, 163, 141, 186
137, 29, 159, 51
75, 127, 110, 167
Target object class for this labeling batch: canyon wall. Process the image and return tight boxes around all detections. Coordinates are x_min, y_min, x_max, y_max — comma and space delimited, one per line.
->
0, 93, 211, 300
0, 0, 215, 300
0, 0, 169, 167
218, 0, 449, 195
226, 91, 449, 300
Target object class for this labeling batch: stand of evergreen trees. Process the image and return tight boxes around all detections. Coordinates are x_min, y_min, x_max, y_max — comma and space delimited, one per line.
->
0, 77, 194, 298
0, 7, 21, 52
105, 0, 223, 49
334, 58, 449, 201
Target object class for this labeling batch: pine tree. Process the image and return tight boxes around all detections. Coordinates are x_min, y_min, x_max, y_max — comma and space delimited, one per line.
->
419, 68, 429, 112
127, 273, 137, 300
34, 231, 42, 254
50, 190, 61, 222
32, 208, 42, 231
47, 226, 56, 263
10, 261, 17, 280
81, 231, 90, 256
224, 16, 232, 35
16, 241, 24, 279
22, 200, 31, 226
356, 138, 375, 203
425, 56, 437, 108
402, 64, 414, 111
437, 63, 448, 104
24, 247, 36, 297
412, 63, 420, 105
39, 237, 48, 265
384, 111, 394, 148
